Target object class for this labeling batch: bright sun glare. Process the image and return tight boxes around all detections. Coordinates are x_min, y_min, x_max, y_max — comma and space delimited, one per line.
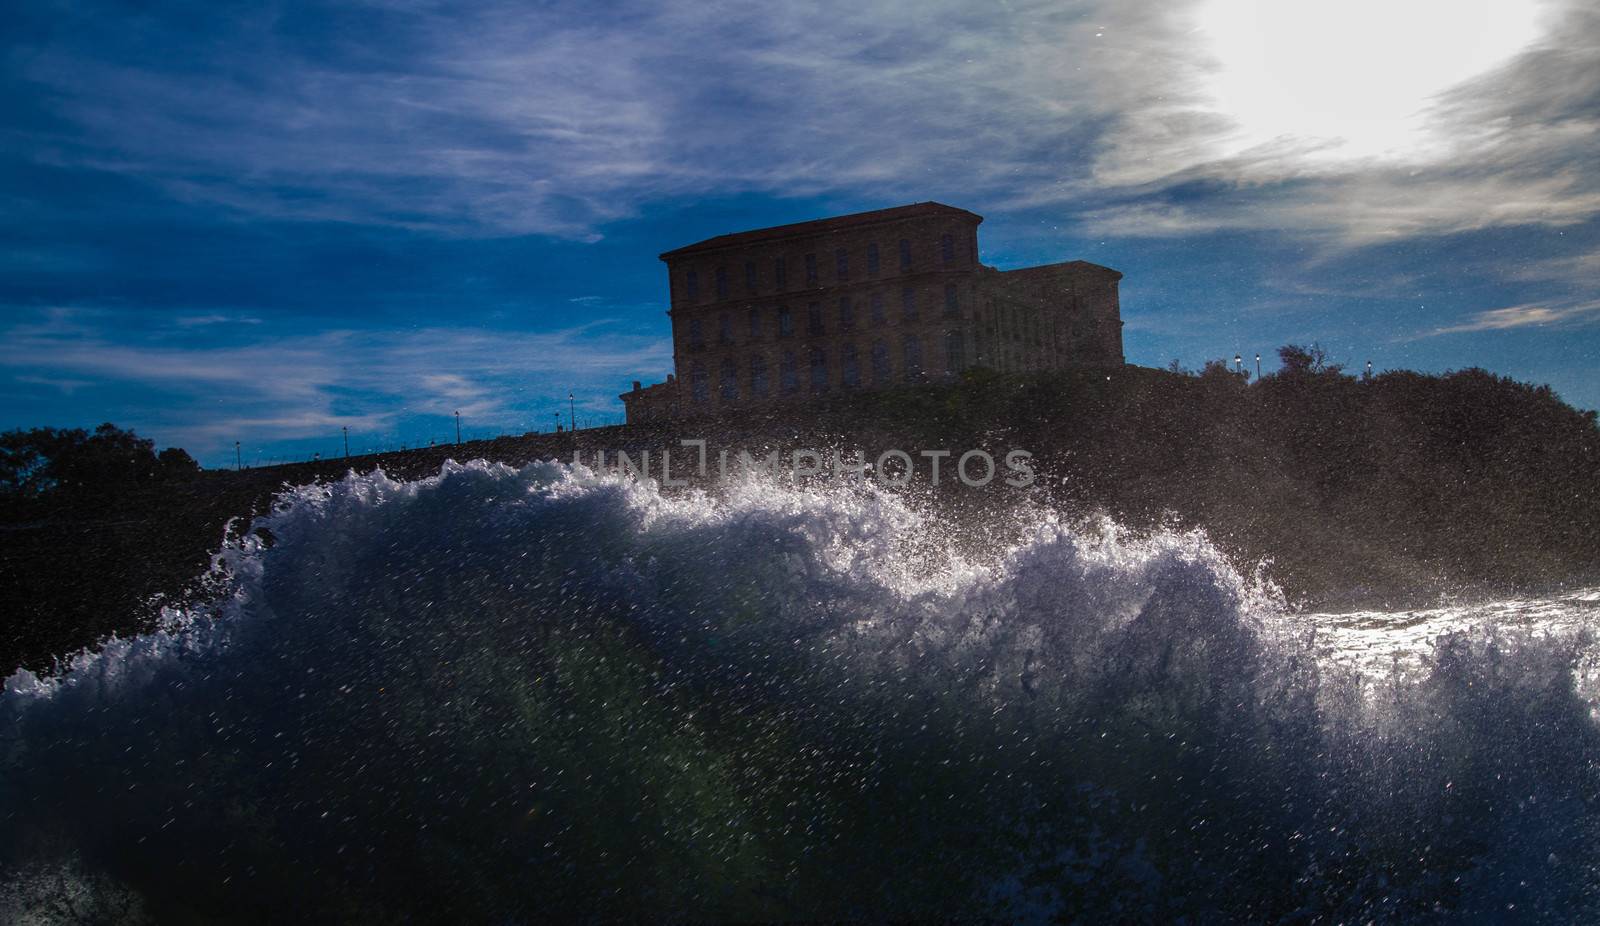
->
1195, 0, 1547, 161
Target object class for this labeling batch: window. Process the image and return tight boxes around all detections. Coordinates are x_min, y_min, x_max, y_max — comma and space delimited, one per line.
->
941, 233, 955, 265
715, 266, 728, 299
720, 358, 739, 401
902, 334, 923, 381
809, 347, 828, 393
688, 317, 704, 349
835, 248, 849, 282
750, 354, 769, 397
945, 330, 965, 374
748, 306, 762, 339
718, 311, 733, 344
686, 269, 699, 301
898, 238, 912, 271
780, 350, 799, 394
901, 287, 918, 321
805, 253, 818, 287
807, 302, 824, 335
745, 261, 757, 294
774, 256, 787, 290
778, 305, 794, 337
867, 243, 880, 278
871, 340, 891, 384
841, 343, 860, 388
838, 296, 855, 330
690, 361, 708, 403
870, 292, 886, 326
943, 283, 959, 317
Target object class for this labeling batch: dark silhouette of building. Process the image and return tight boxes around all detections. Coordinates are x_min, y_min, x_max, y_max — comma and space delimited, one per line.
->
622, 202, 1123, 423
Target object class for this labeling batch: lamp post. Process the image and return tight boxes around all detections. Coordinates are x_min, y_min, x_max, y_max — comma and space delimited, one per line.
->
455, 410, 461, 444
235, 441, 241, 471
1234, 353, 1243, 375
1365, 360, 1373, 380
1255, 353, 1261, 379
569, 391, 576, 433
342, 426, 349, 459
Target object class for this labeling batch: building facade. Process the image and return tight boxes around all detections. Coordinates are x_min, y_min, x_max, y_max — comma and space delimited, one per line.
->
621, 202, 1123, 423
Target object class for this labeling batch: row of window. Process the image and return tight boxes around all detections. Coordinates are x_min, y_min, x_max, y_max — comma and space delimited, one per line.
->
684, 285, 962, 349
983, 304, 1047, 348
980, 303, 1101, 352
681, 232, 971, 303
687, 333, 967, 403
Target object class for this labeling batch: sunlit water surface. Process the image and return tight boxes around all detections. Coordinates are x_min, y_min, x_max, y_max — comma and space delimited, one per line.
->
1310, 587, 1600, 676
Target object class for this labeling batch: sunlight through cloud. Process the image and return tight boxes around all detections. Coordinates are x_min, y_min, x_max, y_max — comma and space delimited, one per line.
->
1194, 0, 1547, 161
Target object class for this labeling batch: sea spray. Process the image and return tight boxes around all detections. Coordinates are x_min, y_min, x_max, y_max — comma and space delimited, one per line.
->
1, 460, 1596, 922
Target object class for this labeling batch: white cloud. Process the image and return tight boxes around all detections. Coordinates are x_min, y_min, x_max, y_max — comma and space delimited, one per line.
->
0, 308, 671, 454
11, 374, 94, 395
173, 313, 263, 327
10, 0, 1596, 249
1506, 246, 1600, 285
1187, 0, 1546, 164
1079, 170, 1600, 249
1427, 299, 1600, 335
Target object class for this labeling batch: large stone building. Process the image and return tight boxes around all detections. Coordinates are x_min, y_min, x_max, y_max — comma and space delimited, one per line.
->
621, 202, 1123, 423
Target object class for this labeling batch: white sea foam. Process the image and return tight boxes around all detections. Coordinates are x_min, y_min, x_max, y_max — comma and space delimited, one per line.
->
2, 461, 1596, 922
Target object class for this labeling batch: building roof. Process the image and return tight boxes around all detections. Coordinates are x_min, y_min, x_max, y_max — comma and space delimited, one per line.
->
997, 259, 1123, 280
659, 202, 983, 261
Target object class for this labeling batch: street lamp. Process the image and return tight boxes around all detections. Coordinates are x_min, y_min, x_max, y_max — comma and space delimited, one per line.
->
455, 410, 461, 444
569, 391, 576, 433
342, 426, 349, 459
1255, 353, 1261, 379
1234, 354, 1243, 375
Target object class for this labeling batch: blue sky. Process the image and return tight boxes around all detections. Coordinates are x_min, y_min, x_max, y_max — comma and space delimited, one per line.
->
3, 0, 1597, 467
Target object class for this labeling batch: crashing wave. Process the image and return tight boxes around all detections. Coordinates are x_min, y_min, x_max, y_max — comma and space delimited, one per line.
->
2, 461, 1596, 922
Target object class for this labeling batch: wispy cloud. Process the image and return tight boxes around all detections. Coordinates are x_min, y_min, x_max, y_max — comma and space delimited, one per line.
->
1426, 299, 1600, 336
10, 0, 1597, 249
174, 313, 263, 328
11, 374, 94, 396
1506, 246, 1600, 286
4, 0, 1600, 447
0, 306, 671, 454
1078, 171, 1600, 249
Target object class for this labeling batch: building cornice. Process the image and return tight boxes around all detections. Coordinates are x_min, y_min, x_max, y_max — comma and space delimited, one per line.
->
659, 202, 982, 262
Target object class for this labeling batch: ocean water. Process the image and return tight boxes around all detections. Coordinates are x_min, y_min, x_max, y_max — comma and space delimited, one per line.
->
1309, 589, 1600, 676
2, 461, 1596, 923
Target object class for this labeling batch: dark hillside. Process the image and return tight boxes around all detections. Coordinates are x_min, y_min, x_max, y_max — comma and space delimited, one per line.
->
3, 359, 1597, 675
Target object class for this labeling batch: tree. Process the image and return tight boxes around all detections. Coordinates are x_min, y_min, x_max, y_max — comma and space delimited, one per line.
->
1277, 343, 1344, 377
0, 433, 52, 498
0, 424, 198, 507
1199, 358, 1248, 383
157, 446, 201, 476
